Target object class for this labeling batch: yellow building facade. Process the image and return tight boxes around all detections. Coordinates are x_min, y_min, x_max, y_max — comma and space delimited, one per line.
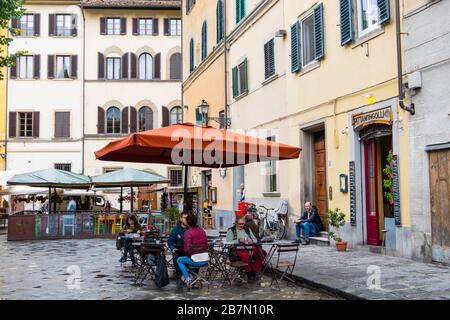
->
0, 28, 7, 170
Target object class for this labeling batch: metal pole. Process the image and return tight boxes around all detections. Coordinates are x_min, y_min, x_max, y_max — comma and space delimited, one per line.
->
120, 186, 123, 212
183, 165, 188, 213
224, 0, 229, 130
53, 188, 57, 213
48, 187, 51, 214
130, 186, 133, 213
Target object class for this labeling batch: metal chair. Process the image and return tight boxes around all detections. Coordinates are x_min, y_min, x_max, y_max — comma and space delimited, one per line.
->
224, 244, 255, 288
134, 242, 165, 286
184, 244, 210, 290
61, 214, 75, 236
267, 243, 300, 289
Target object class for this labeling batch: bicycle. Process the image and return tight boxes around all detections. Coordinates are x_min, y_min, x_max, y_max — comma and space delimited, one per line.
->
254, 205, 286, 240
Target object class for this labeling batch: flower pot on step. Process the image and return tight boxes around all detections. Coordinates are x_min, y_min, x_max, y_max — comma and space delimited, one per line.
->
336, 241, 347, 252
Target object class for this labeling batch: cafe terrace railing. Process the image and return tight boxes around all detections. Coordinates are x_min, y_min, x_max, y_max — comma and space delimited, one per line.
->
7, 211, 174, 241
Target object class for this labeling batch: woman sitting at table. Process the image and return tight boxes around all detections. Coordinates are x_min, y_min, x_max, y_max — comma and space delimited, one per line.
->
119, 214, 143, 266
226, 216, 265, 282
177, 214, 209, 284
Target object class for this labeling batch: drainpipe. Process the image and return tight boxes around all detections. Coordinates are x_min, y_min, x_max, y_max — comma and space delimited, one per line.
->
80, 3, 86, 174
224, 0, 229, 130
395, 0, 415, 115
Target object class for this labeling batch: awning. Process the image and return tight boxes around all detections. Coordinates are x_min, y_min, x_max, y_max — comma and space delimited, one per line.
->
91, 168, 170, 187
7, 168, 92, 189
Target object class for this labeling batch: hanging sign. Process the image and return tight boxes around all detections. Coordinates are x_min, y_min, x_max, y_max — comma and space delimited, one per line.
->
352, 107, 392, 130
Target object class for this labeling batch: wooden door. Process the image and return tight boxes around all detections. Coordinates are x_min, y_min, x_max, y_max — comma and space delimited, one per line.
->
429, 149, 450, 252
364, 139, 380, 245
314, 131, 328, 229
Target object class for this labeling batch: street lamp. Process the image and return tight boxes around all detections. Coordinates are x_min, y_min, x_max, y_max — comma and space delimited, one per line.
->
198, 99, 231, 128
199, 99, 209, 126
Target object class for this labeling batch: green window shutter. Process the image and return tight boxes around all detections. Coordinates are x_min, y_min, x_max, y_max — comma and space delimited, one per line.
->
242, 59, 248, 93
201, 21, 208, 60
290, 22, 300, 73
232, 66, 238, 97
236, 0, 241, 24
264, 39, 275, 79
339, 0, 353, 46
216, 0, 224, 43
189, 38, 194, 72
378, 0, 391, 24
241, 0, 246, 20
314, 3, 325, 60
195, 108, 202, 125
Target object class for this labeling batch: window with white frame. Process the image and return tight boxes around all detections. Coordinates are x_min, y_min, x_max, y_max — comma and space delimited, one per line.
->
56, 56, 71, 79
139, 18, 153, 35
169, 19, 182, 36
18, 56, 33, 79
357, 0, 381, 37
106, 57, 121, 80
106, 18, 121, 35
19, 14, 34, 36
301, 13, 316, 67
56, 14, 72, 36
139, 53, 153, 80
18, 112, 33, 137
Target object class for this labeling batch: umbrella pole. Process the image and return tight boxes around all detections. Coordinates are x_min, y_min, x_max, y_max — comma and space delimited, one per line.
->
183, 165, 188, 213
53, 188, 57, 213
120, 186, 123, 213
48, 187, 51, 214
130, 187, 133, 213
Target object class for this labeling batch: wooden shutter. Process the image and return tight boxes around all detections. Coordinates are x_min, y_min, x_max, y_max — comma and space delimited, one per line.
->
100, 17, 106, 35
242, 59, 248, 93
201, 22, 207, 60
98, 52, 105, 79
120, 18, 127, 35
71, 14, 77, 36
33, 55, 40, 79
47, 55, 55, 79
11, 18, 19, 34
130, 107, 137, 133
97, 107, 105, 134
132, 18, 138, 35
340, 0, 353, 46
153, 18, 159, 36
34, 14, 40, 36
55, 112, 70, 138
121, 107, 129, 133
10, 58, 17, 79
9, 112, 17, 138
164, 19, 170, 36
162, 106, 169, 127
130, 53, 137, 79
189, 39, 194, 72
195, 108, 202, 126
314, 3, 324, 60
291, 22, 301, 73
236, 0, 241, 24
49, 14, 55, 36
378, 0, 391, 24
216, 0, 224, 43
241, 0, 246, 20
32, 112, 40, 138
71, 55, 78, 79
170, 53, 181, 80
154, 53, 161, 79
145, 108, 153, 130
122, 53, 129, 79
232, 66, 238, 97
264, 39, 274, 79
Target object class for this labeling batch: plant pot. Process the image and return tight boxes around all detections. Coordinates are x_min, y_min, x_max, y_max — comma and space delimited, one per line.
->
336, 241, 347, 252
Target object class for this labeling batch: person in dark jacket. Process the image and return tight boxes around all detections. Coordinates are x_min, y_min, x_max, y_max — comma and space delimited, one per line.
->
295, 202, 323, 245
167, 211, 189, 278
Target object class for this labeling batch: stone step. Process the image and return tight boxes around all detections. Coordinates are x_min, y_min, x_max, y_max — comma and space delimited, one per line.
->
309, 236, 330, 246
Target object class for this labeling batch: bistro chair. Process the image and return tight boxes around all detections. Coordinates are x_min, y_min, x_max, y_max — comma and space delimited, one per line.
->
184, 244, 210, 290
266, 243, 300, 290
224, 244, 254, 288
61, 214, 76, 237
134, 242, 165, 286
112, 214, 125, 234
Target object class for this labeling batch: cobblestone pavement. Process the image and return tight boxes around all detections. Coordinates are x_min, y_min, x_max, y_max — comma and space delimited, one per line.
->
0, 235, 337, 300
279, 244, 450, 300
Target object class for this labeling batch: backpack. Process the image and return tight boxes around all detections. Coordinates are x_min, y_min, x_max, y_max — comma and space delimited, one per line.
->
154, 253, 170, 288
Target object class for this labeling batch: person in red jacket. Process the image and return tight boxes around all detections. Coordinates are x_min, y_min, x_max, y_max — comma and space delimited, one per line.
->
177, 214, 209, 283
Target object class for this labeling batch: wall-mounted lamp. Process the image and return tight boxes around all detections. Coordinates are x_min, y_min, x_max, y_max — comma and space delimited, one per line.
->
340, 174, 348, 193
219, 163, 227, 179
198, 99, 231, 127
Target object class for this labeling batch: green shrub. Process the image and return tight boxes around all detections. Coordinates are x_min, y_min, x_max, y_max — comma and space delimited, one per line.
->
327, 208, 346, 242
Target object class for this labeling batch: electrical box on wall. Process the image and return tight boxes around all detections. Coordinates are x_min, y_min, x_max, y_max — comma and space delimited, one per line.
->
407, 71, 422, 90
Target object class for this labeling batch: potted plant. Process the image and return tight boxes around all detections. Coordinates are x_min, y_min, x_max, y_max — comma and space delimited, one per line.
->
327, 208, 347, 252
383, 150, 394, 205
164, 207, 180, 224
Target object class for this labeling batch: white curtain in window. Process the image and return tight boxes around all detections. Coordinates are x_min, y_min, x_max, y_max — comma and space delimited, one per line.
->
139, 53, 153, 80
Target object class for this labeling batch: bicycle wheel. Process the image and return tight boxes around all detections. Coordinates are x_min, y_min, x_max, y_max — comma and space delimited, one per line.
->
274, 218, 286, 240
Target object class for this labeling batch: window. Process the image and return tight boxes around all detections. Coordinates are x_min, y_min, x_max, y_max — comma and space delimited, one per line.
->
56, 56, 71, 79
201, 21, 208, 61
139, 53, 153, 80
264, 39, 275, 79
357, 0, 381, 37
18, 56, 34, 79
55, 112, 70, 138
219, 110, 225, 129
169, 169, 183, 187
236, 0, 246, 24
54, 163, 71, 172
216, 0, 224, 43
106, 57, 121, 80
169, 19, 181, 36
302, 14, 315, 67
138, 106, 153, 132
170, 107, 183, 125
106, 107, 121, 134
19, 14, 34, 36
189, 38, 195, 73
186, 0, 196, 14
18, 112, 33, 137
266, 136, 278, 192
106, 18, 121, 35
139, 18, 153, 35
56, 14, 72, 36
232, 59, 248, 98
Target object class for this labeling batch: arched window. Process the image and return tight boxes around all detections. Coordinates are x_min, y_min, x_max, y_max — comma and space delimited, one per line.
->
170, 52, 182, 80
139, 53, 153, 80
106, 107, 121, 134
138, 106, 153, 131
216, 0, 224, 43
189, 38, 194, 72
201, 21, 208, 61
170, 106, 183, 125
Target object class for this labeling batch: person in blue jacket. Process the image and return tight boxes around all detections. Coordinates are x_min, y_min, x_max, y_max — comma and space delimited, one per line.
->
295, 202, 323, 245
168, 211, 189, 278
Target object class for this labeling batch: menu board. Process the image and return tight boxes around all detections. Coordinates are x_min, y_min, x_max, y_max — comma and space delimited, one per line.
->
349, 161, 356, 226
392, 155, 401, 226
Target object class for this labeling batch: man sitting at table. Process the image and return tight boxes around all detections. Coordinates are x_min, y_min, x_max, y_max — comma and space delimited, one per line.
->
168, 211, 189, 279
119, 214, 143, 266
226, 216, 265, 282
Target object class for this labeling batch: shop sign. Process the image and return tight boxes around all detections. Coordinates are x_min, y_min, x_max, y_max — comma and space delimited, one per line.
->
352, 107, 392, 130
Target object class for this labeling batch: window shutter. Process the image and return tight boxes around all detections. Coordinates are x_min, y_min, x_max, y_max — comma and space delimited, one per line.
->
242, 59, 248, 93
164, 19, 170, 35
64, 112, 70, 138
195, 108, 202, 126
242, 0, 246, 20
55, 112, 70, 138
264, 40, 274, 79
236, 0, 241, 24
98, 52, 105, 79
97, 107, 105, 134
340, 0, 353, 46
10, 58, 17, 79
162, 106, 169, 127
100, 17, 106, 35
153, 18, 159, 36
314, 3, 325, 60
122, 53, 129, 79
34, 14, 40, 36
130, 107, 137, 132
71, 14, 77, 36
154, 53, 161, 79
47, 55, 55, 79
32, 112, 40, 138
132, 18, 138, 35
291, 22, 301, 73
170, 53, 182, 80
130, 53, 137, 79
378, 0, 391, 24
120, 18, 127, 35
232, 66, 238, 98
11, 18, 18, 34
201, 22, 207, 60
189, 39, 194, 72
9, 112, 17, 138
121, 107, 129, 134
71, 55, 78, 79
33, 55, 40, 79
217, 0, 224, 43
49, 14, 55, 36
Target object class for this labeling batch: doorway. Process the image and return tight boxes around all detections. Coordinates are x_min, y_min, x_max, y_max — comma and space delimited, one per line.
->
314, 131, 328, 229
